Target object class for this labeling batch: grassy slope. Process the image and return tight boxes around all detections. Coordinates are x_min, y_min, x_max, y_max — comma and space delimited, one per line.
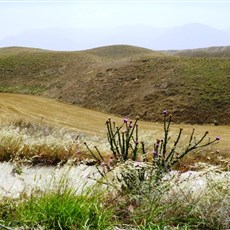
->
0, 45, 230, 124
0, 93, 116, 135
165, 46, 230, 57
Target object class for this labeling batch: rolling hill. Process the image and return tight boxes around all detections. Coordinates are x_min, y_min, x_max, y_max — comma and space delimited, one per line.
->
164, 46, 230, 57
0, 45, 230, 124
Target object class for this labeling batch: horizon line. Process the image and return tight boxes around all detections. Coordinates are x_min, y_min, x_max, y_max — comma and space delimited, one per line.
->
1, 0, 230, 3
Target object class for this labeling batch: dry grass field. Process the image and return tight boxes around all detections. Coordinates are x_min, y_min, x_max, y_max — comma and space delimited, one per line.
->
0, 93, 114, 135
0, 93, 229, 169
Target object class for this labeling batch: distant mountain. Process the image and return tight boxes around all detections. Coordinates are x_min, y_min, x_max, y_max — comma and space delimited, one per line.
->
0, 23, 230, 51
0, 28, 88, 51
0, 26, 165, 51
152, 23, 230, 50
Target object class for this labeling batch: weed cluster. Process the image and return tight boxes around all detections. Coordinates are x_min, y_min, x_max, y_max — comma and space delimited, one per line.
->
81, 110, 228, 229
86, 109, 220, 176
105, 171, 230, 229
152, 110, 220, 173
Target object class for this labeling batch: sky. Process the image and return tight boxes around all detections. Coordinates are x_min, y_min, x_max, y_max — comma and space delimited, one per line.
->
0, 0, 230, 50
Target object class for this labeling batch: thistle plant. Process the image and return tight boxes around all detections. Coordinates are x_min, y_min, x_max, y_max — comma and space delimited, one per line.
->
85, 110, 220, 177
106, 117, 146, 162
153, 109, 220, 172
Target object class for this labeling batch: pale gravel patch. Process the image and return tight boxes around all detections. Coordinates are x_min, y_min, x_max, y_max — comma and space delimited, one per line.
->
0, 160, 229, 199
164, 169, 230, 198
0, 162, 100, 199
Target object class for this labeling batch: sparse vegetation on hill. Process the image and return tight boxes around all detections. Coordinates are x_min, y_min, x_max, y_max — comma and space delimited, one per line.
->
166, 46, 230, 57
85, 44, 161, 60
0, 45, 230, 124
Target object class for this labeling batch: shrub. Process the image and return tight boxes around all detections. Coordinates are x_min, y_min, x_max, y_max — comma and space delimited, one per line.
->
152, 109, 220, 173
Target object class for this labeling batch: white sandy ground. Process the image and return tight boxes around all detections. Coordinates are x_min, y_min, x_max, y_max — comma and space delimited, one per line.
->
0, 163, 100, 199
0, 162, 229, 199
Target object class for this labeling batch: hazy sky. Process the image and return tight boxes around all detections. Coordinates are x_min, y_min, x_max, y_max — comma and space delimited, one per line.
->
0, 0, 230, 50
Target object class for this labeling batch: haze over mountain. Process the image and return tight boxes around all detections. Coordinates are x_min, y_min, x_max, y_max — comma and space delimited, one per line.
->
1, 23, 230, 51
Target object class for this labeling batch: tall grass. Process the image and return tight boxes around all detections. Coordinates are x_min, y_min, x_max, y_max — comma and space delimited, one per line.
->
0, 188, 115, 230
102, 164, 230, 229
0, 119, 92, 165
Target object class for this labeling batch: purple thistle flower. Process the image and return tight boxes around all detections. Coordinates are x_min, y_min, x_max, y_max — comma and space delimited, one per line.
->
216, 136, 220, 141
163, 109, 168, 116
135, 161, 141, 167
129, 121, 132, 126
124, 118, 128, 123
153, 150, 157, 156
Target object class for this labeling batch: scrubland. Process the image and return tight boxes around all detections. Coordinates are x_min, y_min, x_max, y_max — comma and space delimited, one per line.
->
0, 45, 229, 229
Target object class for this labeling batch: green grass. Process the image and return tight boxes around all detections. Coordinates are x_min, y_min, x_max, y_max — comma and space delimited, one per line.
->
0, 189, 114, 230
0, 85, 44, 94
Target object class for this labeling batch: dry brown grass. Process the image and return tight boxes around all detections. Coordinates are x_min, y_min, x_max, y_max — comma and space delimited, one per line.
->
0, 93, 229, 168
